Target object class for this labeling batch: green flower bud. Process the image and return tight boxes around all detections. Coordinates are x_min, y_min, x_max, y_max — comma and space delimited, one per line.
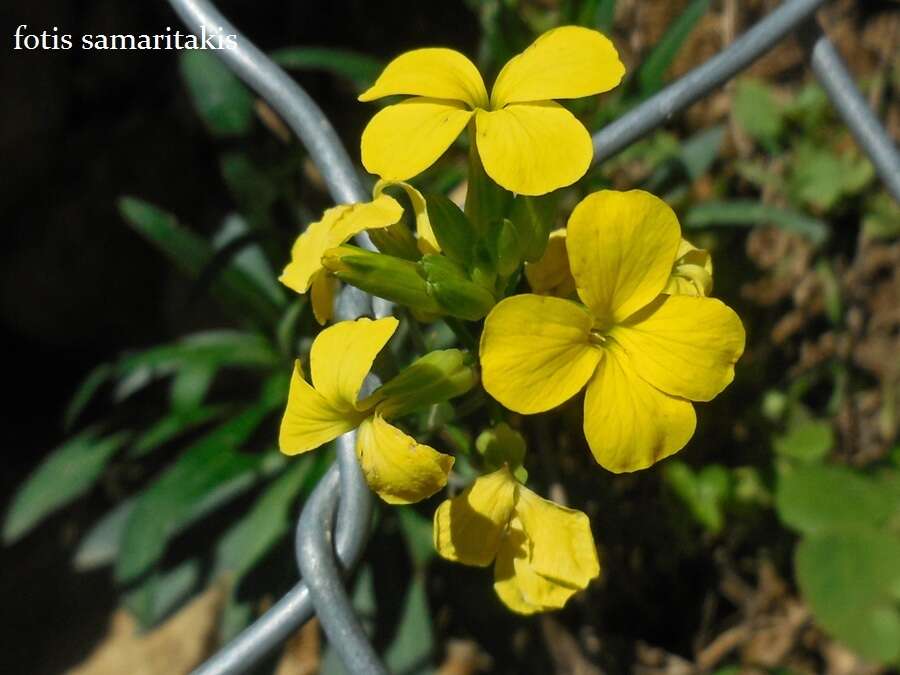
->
421, 254, 496, 321
322, 244, 442, 314
476, 423, 528, 482
373, 349, 477, 418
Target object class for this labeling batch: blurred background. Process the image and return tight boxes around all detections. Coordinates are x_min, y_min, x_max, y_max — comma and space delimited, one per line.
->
2, 0, 898, 673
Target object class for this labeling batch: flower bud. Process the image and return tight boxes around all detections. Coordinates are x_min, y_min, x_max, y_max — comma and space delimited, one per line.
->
374, 349, 477, 418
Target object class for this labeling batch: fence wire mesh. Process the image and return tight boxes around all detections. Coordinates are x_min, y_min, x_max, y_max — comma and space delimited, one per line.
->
164, 0, 900, 672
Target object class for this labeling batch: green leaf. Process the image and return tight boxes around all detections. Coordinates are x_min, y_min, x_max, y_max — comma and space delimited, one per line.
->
663, 461, 732, 534
178, 50, 254, 137
74, 498, 135, 571
271, 47, 383, 91
774, 416, 833, 463
636, 0, 709, 95
214, 212, 286, 307
508, 194, 557, 263
129, 405, 230, 459
125, 558, 203, 629
421, 255, 496, 322
776, 464, 899, 536
64, 363, 114, 430
115, 404, 277, 583
733, 79, 783, 148
118, 197, 282, 326
117, 330, 280, 375
397, 508, 436, 570
169, 363, 216, 412
796, 528, 900, 663
789, 143, 874, 211
425, 193, 477, 267
215, 454, 320, 578
384, 577, 435, 674
4, 429, 130, 544
684, 201, 828, 245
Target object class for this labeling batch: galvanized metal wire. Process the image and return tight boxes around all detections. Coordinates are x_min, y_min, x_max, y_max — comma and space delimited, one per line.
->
166, 0, 900, 673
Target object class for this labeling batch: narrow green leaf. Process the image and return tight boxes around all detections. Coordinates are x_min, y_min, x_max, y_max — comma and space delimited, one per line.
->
179, 50, 254, 137
397, 508, 436, 570
74, 498, 135, 571
4, 429, 130, 543
384, 577, 435, 674
213, 212, 286, 307
271, 47, 383, 91
116, 330, 280, 375
64, 363, 114, 431
125, 558, 203, 629
637, 0, 709, 95
115, 404, 276, 583
118, 197, 282, 326
215, 454, 319, 578
129, 405, 230, 459
684, 201, 829, 245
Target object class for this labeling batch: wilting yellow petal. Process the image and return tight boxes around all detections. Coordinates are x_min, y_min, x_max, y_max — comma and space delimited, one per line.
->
474, 102, 592, 196
309, 272, 337, 325
567, 190, 681, 328
280, 197, 402, 300
515, 487, 600, 590
493, 519, 580, 614
309, 317, 399, 411
361, 98, 474, 182
480, 295, 602, 414
358, 48, 488, 108
664, 238, 714, 297
584, 343, 696, 473
524, 228, 576, 297
491, 26, 624, 108
279, 361, 361, 456
356, 414, 454, 504
374, 180, 439, 254
280, 205, 352, 294
433, 466, 517, 566
610, 295, 745, 402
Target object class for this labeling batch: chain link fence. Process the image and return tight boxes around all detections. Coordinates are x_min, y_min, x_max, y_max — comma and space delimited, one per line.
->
161, 0, 900, 672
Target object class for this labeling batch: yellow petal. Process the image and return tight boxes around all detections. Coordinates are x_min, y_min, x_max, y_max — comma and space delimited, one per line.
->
493, 519, 580, 614
361, 98, 474, 182
374, 180, 439, 255
490, 26, 624, 107
310, 273, 337, 325
480, 295, 601, 414
280, 197, 402, 297
583, 343, 696, 473
474, 102, 592, 196
310, 316, 399, 411
524, 228, 576, 297
279, 361, 360, 456
358, 48, 487, 108
664, 238, 714, 297
515, 486, 600, 590
280, 204, 352, 294
610, 295, 745, 402
433, 466, 517, 566
567, 190, 681, 328
356, 414, 454, 504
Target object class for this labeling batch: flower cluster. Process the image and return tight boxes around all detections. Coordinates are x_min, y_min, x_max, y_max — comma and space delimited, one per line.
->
277, 26, 744, 614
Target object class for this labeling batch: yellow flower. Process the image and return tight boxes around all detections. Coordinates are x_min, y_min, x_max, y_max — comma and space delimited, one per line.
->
280, 181, 438, 324
358, 26, 625, 196
280, 316, 464, 504
526, 228, 714, 300
479, 190, 745, 473
433, 466, 600, 614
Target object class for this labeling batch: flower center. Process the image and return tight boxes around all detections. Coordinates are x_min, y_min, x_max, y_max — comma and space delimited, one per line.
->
588, 328, 608, 347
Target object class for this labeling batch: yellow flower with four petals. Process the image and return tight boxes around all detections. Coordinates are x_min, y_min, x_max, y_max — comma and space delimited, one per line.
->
280, 316, 474, 503
480, 189, 745, 473
358, 26, 625, 196
434, 465, 600, 614
280, 181, 439, 324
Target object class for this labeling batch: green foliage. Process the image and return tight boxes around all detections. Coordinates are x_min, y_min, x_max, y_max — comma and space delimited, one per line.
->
663, 461, 732, 534
178, 50, 254, 137
733, 79, 783, 149
636, 0, 709, 96
271, 47, 383, 91
685, 201, 829, 245
4, 428, 130, 543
